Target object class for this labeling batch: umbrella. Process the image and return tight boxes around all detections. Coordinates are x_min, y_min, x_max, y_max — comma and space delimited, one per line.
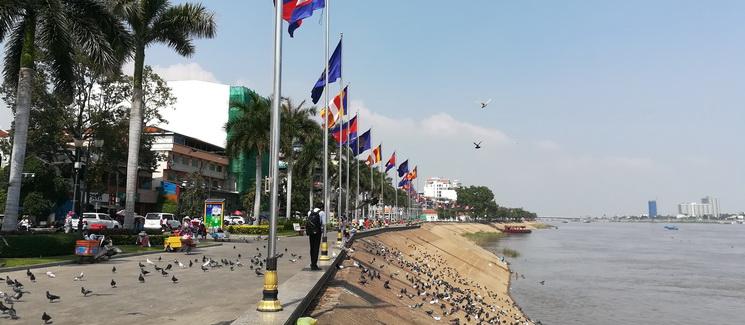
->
232, 210, 243, 216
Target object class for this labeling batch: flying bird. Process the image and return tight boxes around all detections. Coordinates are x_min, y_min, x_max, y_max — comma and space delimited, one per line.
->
473, 141, 482, 149
478, 99, 492, 109
81, 287, 92, 296
46, 291, 60, 303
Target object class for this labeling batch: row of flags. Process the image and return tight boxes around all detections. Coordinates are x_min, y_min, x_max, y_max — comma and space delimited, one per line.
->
277, 1, 420, 197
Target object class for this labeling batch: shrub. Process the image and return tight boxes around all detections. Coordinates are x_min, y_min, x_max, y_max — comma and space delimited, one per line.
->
501, 247, 520, 258
226, 225, 269, 235
1, 234, 78, 258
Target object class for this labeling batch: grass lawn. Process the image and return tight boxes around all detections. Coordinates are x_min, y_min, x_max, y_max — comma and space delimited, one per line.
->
0, 245, 162, 268
462, 231, 505, 245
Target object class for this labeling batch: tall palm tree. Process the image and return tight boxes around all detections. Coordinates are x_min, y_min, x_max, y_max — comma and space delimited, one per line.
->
112, 0, 216, 229
225, 92, 271, 225
280, 98, 318, 220
0, 0, 128, 231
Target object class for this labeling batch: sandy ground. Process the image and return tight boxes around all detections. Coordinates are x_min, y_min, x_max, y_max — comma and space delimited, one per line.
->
307, 223, 533, 324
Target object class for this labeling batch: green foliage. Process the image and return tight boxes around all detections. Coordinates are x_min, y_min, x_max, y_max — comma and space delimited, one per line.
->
1, 234, 78, 258
450, 185, 538, 222
21, 192, 53, 219
225, 225, 270, 235
161, 201, 178, 214
501, 247, 520, 258
179, 172, 207, 218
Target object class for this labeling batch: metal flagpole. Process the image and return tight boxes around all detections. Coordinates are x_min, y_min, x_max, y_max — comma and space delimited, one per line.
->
320, 0, 331, 262
380, 146, 384, 220
336, 33, 344, 247
257, 0, 283, 312
370, 151, 374, 220
343, 111, 350, 243
395, 172, 398, 223
354, 110, 359, 224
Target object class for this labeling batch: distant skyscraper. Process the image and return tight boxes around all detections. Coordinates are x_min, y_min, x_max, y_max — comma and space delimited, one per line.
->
648, 200, 658, 218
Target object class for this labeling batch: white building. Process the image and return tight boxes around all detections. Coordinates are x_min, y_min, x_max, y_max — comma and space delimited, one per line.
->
678, 196, 720, 218
423, 177, 460, 202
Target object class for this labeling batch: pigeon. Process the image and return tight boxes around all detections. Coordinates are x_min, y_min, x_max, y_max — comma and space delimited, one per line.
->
11, 291, 23, 301
26, 269, 32, 278
42, 312, 52, 324
233, 246, 236, 249
81, 287, 92, 296
164, 264, 172, 271
478, 99, 492, 109
111, 279, 117, 288
13, 279, 23, 287
161, 269, 168, 277
112, 266, 117, 273
0, 301, 9, 312
171, 275, 178, 284
189, 260, 193, 268
138, 274, 145, 283
289, 258, 298, 263
45, 271, 56, 278
74, 272, 85, 281
29, 273, 36, 282
238, 254, 242, 259
5, 276, 12, 286
158, 256, 162, 261
154, 266, 162, 272
8, 305, 18, 319
138, 262, 145, 268
384, 280, 391, 289
255, 269, 264, 276
201, 265, 209, 272
140, 269, 150, 276
146, 258, 155, 265
46, 291, 60, 302
177, 261, 185, 268
473, 141, 482, 149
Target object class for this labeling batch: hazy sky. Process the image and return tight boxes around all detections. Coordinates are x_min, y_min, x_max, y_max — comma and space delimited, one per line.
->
2, 0, 744, 216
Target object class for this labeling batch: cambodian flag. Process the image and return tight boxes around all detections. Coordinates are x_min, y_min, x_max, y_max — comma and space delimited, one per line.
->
282, 0, 325, 37
385, 152, 396, 173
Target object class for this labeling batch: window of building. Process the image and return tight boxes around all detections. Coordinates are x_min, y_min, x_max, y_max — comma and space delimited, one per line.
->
138, 176, 152, 190
208, 164, 216, 172
216, 165, 222, 173
192, 159, 199, 167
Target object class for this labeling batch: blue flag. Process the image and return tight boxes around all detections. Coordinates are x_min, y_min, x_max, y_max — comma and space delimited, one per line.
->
311, 39, 342, 104
397, 160, 409, 178
350, 129, 371, 156
398, 178, 410, 188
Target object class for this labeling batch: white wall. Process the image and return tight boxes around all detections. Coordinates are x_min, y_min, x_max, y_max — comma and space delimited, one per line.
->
163, 80, 230, 148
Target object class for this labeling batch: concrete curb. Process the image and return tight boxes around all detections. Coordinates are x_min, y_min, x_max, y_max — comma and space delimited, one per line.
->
0, 243, 223, 273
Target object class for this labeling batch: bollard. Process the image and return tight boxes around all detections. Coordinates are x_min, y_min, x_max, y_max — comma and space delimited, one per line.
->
257, 256, 283, 311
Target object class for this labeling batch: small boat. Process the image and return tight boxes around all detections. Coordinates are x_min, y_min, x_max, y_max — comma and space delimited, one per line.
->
504, 225, 532, 234
664, 225, 679, 230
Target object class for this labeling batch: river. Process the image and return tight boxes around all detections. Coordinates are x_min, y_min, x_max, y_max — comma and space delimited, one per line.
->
485, 222, 745, 325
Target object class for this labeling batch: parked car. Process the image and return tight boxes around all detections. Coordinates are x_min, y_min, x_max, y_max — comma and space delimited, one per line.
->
71, 213, 121, 230
144, 213, 180, 230
224, 216, 245, 225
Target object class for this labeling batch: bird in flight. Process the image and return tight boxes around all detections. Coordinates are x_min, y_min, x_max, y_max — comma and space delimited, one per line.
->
474, 141, 482, 149
478, 99, 492, 109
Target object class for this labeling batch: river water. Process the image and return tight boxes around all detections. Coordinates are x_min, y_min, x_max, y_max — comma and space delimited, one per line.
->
485, 222, 745, 325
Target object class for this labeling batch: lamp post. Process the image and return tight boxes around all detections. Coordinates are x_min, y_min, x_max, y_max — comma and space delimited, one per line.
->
72, 138, 84, 230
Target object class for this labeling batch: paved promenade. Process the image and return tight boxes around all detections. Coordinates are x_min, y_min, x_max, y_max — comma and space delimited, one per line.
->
1, 233, 339, 325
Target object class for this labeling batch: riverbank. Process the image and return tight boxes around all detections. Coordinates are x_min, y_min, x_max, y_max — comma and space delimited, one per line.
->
306, 223, 533, 324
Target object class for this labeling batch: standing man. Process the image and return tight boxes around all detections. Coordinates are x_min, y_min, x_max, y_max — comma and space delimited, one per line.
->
307, 202, 325, 271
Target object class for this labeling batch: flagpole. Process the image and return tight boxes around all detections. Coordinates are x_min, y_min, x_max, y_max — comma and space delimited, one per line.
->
354, 110, 359, 224
380, 146, 384, 220
337, 32, 344, 247
257, 0, 283, 312
320, 0, 331, 262
395, 172, 398, 223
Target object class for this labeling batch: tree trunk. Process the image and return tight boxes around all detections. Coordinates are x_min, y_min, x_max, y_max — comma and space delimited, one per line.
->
123, 47, 145, 229
285, 157, 293, 220
253, 154, 262, 225
2, 68, 33, 231
3, 20, 36, 232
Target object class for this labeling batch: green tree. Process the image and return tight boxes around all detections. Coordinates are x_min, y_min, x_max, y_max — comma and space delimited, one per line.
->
0, 0, 128, 231
113, 0, 216, 229
280, 98, 319, 220
21, 191, 52, 221
225, 92, 270, 225
179, 172, 206, 218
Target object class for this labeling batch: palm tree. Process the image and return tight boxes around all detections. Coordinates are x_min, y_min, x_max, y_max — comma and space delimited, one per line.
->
112, 0, 216, 229
0, 0, 128, 231
280, 98, 318, 220
225, 92, 271, 225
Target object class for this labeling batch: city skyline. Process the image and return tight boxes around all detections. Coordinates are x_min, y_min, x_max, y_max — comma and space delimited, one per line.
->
2, 0, 744, 216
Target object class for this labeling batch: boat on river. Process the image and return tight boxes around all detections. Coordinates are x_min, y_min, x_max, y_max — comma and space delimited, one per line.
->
504, 225, 532, 234
664, 225, 679, 230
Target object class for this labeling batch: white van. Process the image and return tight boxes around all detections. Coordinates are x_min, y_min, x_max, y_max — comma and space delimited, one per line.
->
144, 213, 180, 230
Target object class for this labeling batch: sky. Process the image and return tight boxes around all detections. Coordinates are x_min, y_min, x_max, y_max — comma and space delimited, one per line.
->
2, 0, 745, 217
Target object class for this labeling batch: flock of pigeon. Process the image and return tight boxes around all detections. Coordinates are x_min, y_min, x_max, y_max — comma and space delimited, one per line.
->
333, 237, 532, 325
0, 236, 303, 323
